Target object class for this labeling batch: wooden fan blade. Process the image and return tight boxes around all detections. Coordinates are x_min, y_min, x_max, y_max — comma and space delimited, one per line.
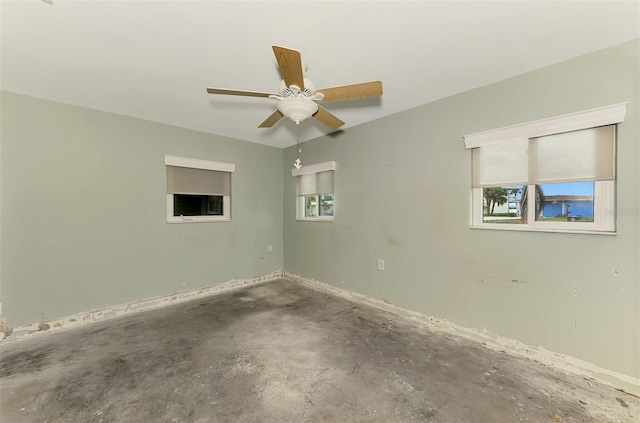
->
206, 88, 275, 98
317, 81, 383, 102
272, 46, 304, 91
313, 105, 345, 130
258, 109, 284, 128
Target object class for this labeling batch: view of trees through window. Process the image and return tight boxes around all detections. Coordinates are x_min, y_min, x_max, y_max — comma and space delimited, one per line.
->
483, 182, 594, 224
482, 186, 524, 224
304, 194, 334, 218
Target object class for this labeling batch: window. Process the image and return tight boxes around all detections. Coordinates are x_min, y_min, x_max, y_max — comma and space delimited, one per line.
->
303, 194, 335, 218
164, 155, 235, 223
292, 161, 336, 221
465, 103, 627, 234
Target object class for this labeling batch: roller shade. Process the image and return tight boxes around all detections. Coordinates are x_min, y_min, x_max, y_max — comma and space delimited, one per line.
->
532, 125, 615, 184
472, 125, 615, 187
166, 166, 231, 196
472, 137, 529, 187
297, 170, 334, 195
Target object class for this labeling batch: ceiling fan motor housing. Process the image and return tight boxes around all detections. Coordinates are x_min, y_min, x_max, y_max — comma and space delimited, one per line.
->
278, 77, 315, 98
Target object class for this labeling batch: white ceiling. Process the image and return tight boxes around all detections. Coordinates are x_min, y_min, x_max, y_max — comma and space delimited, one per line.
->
2, 1, 638, 149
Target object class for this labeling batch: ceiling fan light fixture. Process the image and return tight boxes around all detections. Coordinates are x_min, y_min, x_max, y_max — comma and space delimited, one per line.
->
277, 97, 318, 124
206, 46, 382, 130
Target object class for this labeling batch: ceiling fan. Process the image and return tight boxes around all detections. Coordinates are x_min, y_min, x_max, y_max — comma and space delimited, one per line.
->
206, 46, 383, 130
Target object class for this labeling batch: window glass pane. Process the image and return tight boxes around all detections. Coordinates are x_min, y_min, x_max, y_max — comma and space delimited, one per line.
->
319, 194, 334, 216
174, 194, 223, 216
305, 195, 317, 217
536, 182, 594, 222
483, 186, 524, 224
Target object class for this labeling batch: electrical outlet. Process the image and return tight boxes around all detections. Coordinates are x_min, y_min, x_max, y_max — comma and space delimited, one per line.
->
267, 245, 273, 253
377, 259, 385, 271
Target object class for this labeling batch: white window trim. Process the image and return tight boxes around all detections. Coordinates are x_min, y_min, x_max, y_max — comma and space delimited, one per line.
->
166, 195, 231, 223
164, 155, 236, 173
296, 195, 335, 222
470, 182, 615, 234
291, 160, 336, 176
292, 161, 336, 222
164, 155, 235, 223
465, 103, 626, 235
463, 102, 627, 149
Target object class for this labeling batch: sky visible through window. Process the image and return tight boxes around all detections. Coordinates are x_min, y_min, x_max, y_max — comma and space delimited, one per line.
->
540, 181, 594, 196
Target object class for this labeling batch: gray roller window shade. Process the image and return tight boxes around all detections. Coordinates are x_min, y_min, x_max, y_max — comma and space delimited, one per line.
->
531, 125, 615, 184
472, 137, 529, 187
297, 170, 334, 195
472, 125, 615, 187
166, 166, 231, 196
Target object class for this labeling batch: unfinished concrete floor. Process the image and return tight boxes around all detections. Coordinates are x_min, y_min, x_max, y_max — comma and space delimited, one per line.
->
1, 279, 637, 423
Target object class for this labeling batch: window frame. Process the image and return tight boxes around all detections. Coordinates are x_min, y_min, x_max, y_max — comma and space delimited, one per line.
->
464, 103, 627, 235
164, 155, 235, 223
292, 161, 336, 222
471, 181, 615, 234
297, 193, 335, 221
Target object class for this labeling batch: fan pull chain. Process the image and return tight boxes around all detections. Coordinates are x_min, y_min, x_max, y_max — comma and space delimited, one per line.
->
293, 122, 302, 169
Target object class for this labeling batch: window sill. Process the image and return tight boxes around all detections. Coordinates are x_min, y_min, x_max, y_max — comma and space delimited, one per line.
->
470, 224, 616, 235
296, 218, 334, 223
167, 216, 231, 223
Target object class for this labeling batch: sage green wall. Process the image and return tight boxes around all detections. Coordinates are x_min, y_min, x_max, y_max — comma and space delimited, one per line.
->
1, 40, 638, 391
283, 39, 639, 386
1, 92, 283, 327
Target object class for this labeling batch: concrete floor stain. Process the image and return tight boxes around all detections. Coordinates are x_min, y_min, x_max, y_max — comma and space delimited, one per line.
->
0, 279, 638, 422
